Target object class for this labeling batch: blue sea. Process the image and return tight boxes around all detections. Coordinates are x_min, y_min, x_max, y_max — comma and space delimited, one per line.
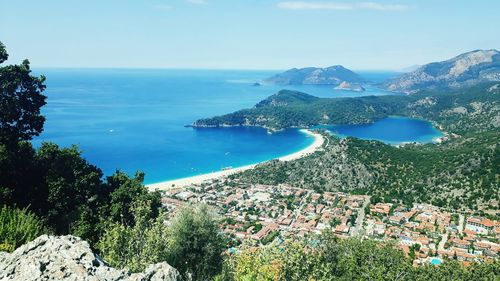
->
32, 69, 433, 184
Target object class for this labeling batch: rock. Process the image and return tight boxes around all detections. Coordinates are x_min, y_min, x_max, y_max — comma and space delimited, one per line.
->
129, 263, 180, 281
0, 235, 181, 281
382, 49, 500, 93
334, 81, 365, 92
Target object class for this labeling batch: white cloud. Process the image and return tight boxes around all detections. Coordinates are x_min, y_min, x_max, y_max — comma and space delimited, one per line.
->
186, 0, 207, 4
277, 1, 411, 11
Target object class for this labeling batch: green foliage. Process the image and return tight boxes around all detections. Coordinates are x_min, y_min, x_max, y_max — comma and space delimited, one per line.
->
98, 203, 225, 280
105, 171, 161, 226
0, 206, 44, 252
98, 199, 169, 273
0, 42, 7, 63
221, 232, 500, 281
261, 231, 279, 245
0, 42, 46, 146
167, 204, 226, 280
35, 143, 104, 235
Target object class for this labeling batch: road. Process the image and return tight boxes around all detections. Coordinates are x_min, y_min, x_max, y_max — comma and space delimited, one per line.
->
458, 214, 464, 234
438, 231, 448, 251
350, 196, 370, 236
289, 191, 312, 227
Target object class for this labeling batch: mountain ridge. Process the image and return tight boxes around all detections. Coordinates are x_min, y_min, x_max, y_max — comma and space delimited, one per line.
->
262, 65, 365, 85
382, 49, 500, 93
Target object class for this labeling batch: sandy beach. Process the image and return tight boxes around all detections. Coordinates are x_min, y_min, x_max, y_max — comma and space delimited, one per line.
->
147, 129, 324, 191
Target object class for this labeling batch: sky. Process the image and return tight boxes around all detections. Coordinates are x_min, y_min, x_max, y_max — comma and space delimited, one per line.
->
1, 0, 499, 70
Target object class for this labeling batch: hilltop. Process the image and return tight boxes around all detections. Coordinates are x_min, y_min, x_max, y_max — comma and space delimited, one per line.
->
382, 49, 500, 93
262, 65, 365, 85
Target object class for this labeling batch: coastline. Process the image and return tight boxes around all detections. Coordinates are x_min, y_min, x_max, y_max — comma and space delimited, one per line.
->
147, 129, 324, 191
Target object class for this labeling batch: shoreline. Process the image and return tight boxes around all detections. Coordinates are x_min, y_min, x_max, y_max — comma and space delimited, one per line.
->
147, 129, 324, 191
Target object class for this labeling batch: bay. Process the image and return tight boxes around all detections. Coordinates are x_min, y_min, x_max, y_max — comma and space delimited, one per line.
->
32, 68, 400, 183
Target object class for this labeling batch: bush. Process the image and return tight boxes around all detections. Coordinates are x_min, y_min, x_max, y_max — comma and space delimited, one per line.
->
97, 199, 169, 272
0, 205, 44, 252
167, 204, 226, 281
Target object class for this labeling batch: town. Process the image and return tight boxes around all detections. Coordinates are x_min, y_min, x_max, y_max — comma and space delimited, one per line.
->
158, 179, 499, 267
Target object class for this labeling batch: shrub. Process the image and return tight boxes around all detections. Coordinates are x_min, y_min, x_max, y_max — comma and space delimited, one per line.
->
97, 199, 169, 272
0, 205, 44, 252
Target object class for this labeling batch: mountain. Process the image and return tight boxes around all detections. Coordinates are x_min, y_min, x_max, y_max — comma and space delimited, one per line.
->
383, 49, 500, 93
262, 65, 365, 85
189, 89, 389, 131
255, 89, 320, 107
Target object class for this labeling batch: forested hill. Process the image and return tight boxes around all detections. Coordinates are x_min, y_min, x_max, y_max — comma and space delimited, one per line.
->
191, 83, 500, 134
203, 83, 500, 216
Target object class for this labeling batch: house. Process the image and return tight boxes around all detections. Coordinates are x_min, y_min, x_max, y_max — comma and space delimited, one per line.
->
371, 203, 392, 215
465, 217, 495, 234
335, 224, 350, 234
452, 238, 470, 249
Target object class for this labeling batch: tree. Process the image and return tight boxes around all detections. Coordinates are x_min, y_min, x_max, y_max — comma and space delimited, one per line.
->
167, 204, 225, 281
0, 42, 8, 63
35, 143, 103, 235
105, 171, 161, 226
98, 199, 170, 272
0, 42, 47, 147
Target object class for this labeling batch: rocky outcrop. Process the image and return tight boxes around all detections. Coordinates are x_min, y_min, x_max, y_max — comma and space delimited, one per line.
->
262, 65, 365, 85
382, 49, 500, 93
0, 235, 181, 281
334, 81, 365, 92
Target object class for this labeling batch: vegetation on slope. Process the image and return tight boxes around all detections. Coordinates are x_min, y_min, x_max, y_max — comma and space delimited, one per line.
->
217, 232, 499, 281
215, 84, 500, 215
193, 84, 499, 134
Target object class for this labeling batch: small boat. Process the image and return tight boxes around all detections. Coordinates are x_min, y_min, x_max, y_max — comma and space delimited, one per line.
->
221, 166, 233, 171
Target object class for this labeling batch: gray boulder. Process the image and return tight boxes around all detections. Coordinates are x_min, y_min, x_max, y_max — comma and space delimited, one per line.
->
0, 235, 180, 281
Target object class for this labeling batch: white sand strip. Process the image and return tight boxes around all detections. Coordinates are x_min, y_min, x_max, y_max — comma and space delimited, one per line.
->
147, 129, 324, 191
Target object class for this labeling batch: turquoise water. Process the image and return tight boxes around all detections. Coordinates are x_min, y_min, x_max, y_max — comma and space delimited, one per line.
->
318, 116, 443, 145
32, 68, 401, 184
430, 258, 442, 265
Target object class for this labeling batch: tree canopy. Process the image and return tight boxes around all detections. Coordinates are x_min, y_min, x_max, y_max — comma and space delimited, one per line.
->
0, 42, 46, 146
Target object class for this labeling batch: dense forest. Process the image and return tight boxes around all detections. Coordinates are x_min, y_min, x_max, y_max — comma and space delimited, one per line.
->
1, 42, 499, 280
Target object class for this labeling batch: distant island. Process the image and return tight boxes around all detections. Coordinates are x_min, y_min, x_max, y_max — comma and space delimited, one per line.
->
382, 49, 500, 93
334, 81, 365, 92
262, 65, 365, 85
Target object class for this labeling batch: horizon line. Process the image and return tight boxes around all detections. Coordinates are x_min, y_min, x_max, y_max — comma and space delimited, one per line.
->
30, 66, 405, 72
